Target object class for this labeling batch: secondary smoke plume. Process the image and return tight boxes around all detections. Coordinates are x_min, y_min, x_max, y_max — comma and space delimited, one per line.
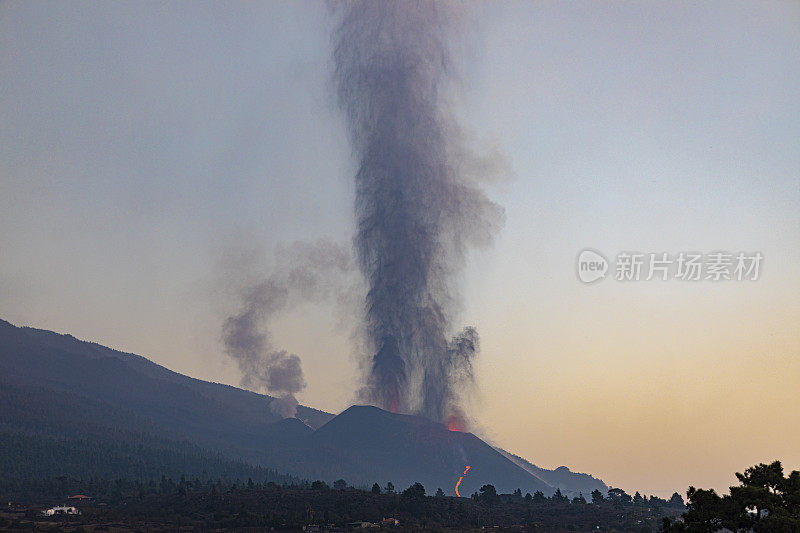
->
221, 240, 352, 418
333, 1, 504, 423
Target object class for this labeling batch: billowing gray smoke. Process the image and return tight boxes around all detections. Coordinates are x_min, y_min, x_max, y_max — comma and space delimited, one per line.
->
222, 240, 352, 418
333, 1, 503, 423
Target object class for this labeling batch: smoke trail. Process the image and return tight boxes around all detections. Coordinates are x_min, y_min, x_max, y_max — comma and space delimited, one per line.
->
438, 326, 479, 430
221, 240, 353, 418
333, 1, 504, 422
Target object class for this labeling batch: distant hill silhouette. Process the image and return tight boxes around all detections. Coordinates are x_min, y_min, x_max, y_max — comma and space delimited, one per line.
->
0, 318, 607, 496
0, 318, 332, 464
498, 449, 608, 496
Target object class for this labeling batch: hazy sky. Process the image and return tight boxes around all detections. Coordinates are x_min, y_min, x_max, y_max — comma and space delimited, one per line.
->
1, 1, 798, 497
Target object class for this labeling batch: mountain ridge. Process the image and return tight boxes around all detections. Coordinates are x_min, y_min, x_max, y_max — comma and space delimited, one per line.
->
0, 317, 606, 496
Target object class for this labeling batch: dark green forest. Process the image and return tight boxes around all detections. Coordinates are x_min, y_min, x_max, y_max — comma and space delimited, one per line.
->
2, 474, 683, 532
0, 430, 685, 531
2, 429, 797, 531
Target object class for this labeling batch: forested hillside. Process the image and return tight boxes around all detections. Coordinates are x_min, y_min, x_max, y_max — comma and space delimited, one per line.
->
0, 319, 332, 462
0, 431, 302, 501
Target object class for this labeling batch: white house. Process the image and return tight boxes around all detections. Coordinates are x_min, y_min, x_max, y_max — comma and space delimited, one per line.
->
43, 505, 80, 516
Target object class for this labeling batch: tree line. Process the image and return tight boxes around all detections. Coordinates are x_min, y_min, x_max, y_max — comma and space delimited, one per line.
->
662, 460, 800, 532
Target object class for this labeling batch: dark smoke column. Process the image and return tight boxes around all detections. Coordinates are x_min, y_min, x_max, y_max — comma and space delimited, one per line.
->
333, 1, 503, 422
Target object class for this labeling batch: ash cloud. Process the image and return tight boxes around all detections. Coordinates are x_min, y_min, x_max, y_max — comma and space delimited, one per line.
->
221, 240, 353, 418
332, 1, 504, 423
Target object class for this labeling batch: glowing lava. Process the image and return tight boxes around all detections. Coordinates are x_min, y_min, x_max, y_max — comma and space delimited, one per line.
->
454, 465, 471, 497
446, 413, 466, 432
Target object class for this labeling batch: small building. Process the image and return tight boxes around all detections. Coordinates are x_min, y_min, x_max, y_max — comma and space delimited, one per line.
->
348, 521, 378, 529
43, 505, 80, 516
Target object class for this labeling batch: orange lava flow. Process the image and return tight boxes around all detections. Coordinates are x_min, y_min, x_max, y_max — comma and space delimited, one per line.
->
454, 465, 471, 497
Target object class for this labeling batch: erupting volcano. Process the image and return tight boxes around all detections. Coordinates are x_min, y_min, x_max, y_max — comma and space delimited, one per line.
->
455, 465, 471, 497
333, 0, 504, 425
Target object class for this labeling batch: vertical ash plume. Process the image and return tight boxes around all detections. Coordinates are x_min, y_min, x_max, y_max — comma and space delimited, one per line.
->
438, 326, 479, 431
221, 240, 353, 418
333, 1, 503, 422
